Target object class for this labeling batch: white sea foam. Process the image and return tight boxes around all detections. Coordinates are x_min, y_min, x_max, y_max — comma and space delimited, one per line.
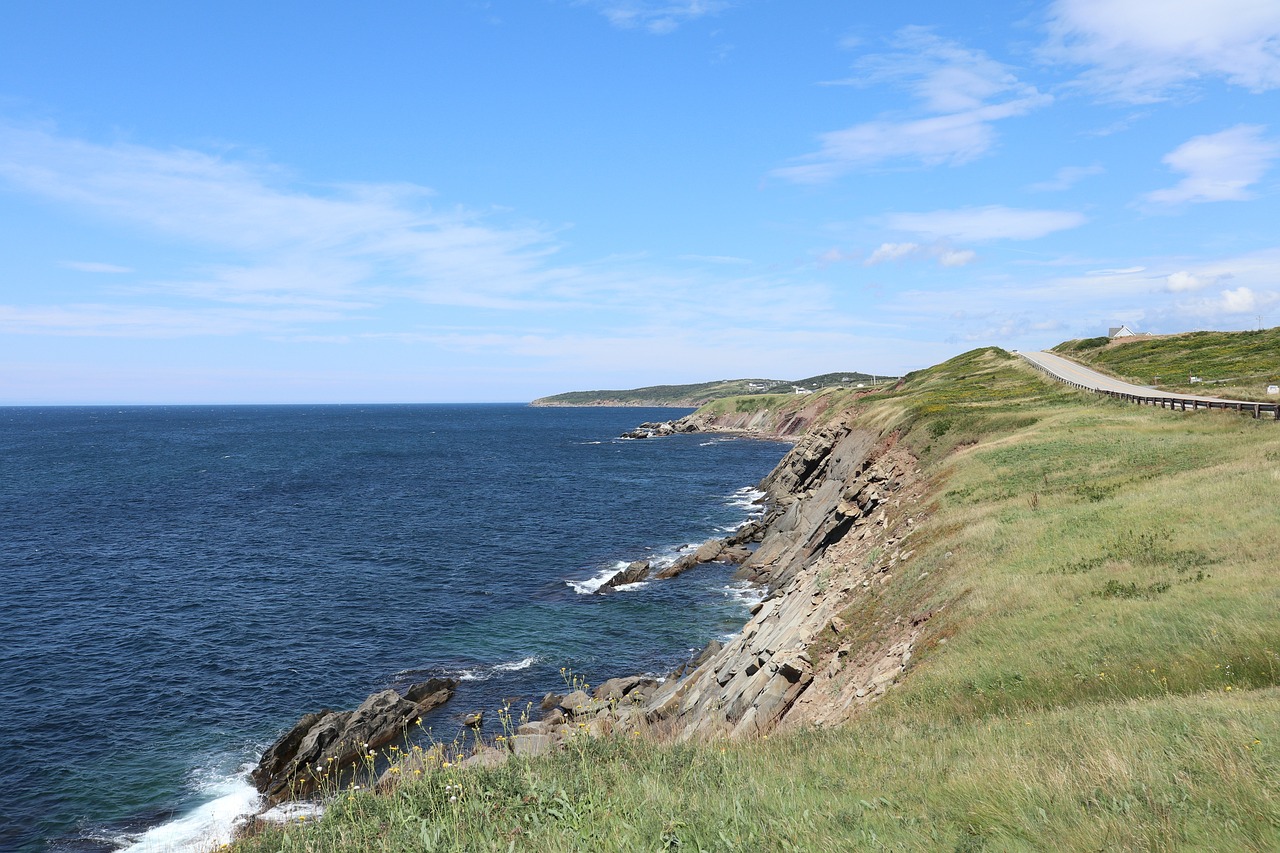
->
567, 563, 627, 595
115, 769, 260, 853
455, 656, 540, 681
722, 581, 766, 609
726, 487, 767, 511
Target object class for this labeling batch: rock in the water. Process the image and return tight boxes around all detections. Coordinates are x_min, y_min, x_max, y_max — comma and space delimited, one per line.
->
251, 678, 457, 806
463, 711, 484, 728
599, 560, 650, 591
654, 553, 699, 580
693, 539, 726, 563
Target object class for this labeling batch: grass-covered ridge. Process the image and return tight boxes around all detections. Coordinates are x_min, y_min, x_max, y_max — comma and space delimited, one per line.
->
1053, 326, 1280, 400
236, 347, 1280, 851
530, 372, 890, 407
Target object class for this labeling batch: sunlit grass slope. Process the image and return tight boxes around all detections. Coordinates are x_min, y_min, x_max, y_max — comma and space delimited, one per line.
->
1053, 327, 1280, 400
235, 348, 1280, 852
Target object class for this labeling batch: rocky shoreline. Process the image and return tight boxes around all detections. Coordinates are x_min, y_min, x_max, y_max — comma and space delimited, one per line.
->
252, 401, 924, 808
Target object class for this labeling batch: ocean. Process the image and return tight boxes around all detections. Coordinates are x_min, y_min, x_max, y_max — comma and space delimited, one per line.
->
0, 404, 789, 852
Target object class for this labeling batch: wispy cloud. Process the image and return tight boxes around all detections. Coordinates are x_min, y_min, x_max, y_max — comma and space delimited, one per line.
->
864, 242, 977, 267
1027, 164, 1104, 192
884, 205, 1087, 242
0, 123, 575, 318
60, 260, 135, 274
582, 0, 729, 34
0, 123, 859, 344
1043, 0, 1280, 102
775, 28, 1050, 182
0, 303, 347, 338
1143, 125, 1280, 206
678, 253, 753, 265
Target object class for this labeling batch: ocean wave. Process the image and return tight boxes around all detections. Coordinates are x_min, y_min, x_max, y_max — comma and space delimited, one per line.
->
393, 655, 540, 683
722, 581, 766, 609
454, 656, 539, 681
114, 766, 260, 853
567, 564, 626, 595
726, 487, 767, 511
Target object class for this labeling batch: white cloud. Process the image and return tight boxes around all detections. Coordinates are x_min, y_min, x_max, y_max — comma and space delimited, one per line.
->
937, 249, 977, 268
1177, 286, 1279, 318
0, 123, 857, 343
0, 123, 567, 312
1165, 270, 1206, 292
60, 260, 135, 274
1027, 164, 1104, 192
864, 242, 977, 268
1043, 0, 1280, 102
1220, 286, 1259, 313
885, 206, 1087, 242
1144, 125, 1280, 206
865, 242, 922, 265
585, 0, 729, 34
775, 28, 1050, 182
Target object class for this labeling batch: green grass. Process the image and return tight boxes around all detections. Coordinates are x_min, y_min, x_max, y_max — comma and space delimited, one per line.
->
1053, 327, 1280, 400
234, 347, 1280, 852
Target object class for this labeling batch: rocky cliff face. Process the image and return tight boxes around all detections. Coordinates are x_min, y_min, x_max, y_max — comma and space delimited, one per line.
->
638, 411, 931, 739
675, 393, 840, 439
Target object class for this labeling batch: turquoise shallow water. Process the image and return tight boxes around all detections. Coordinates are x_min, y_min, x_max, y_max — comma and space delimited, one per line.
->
0, 404, 788, 851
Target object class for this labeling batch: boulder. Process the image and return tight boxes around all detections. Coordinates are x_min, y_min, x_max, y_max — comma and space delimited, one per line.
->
693, 539, 726, 563
509, 733, 556, 757
556, 690, 598, 718
599, 560, 651, 591
461, 746, 511, 769
593, 675, 660, 702
654, 554, 699, 580
251, 678, 457, 806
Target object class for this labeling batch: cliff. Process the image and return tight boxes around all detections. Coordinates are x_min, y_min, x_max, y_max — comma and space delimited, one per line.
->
638, 411, 927, 737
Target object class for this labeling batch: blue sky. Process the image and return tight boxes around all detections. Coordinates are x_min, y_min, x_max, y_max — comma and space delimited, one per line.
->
2, 1, 1278, 404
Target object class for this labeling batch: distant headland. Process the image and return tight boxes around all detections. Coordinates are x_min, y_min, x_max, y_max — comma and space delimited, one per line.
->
530, 372, 897, 407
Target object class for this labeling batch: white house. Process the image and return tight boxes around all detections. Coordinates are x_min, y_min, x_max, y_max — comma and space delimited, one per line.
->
1108, 324, 1138, 338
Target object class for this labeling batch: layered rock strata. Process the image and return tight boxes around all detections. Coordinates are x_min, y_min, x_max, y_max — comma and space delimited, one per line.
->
636, 414, 930, 738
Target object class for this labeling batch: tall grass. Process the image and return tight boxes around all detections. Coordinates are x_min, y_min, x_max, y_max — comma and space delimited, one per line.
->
233, 348, 1280, 852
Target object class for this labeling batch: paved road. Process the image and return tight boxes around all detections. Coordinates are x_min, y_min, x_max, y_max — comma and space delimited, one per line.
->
1018, 350, 1241, 405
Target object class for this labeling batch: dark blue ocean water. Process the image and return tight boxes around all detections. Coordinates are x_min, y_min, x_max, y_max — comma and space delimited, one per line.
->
0, 404, 788, 852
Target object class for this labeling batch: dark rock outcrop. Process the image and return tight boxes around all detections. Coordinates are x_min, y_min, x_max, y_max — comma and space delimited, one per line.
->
599, 560, 651, 591
251, 678, 457, 806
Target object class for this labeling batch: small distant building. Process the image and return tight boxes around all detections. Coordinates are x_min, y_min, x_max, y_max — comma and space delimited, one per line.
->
793, 386, 813, 395
1108, 324, 1138, 338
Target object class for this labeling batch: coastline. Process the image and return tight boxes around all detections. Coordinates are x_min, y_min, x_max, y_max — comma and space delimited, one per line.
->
247, 398, 921, 812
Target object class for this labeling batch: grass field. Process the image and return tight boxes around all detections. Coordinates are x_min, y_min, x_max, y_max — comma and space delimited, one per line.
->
234, 348, 1280, 852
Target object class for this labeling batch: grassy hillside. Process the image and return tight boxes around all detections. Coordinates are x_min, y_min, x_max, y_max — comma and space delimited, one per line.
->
530, 372, 889, 407
1053, 327, 1280, 400
236, 348, 1280, 851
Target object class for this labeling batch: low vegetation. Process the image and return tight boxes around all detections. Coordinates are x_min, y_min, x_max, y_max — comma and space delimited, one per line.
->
1054, 327, 1280, 400
236, 347, 1280, 851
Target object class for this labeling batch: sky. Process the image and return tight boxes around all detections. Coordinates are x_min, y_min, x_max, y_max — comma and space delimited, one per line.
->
1, 1, 1278, 404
